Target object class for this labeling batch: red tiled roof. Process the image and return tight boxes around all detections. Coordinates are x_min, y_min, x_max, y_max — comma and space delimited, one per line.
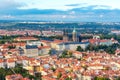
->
38, 46, 50, 49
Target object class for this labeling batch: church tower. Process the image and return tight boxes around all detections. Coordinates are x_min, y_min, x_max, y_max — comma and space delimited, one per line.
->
72, 27, 77, 42
63, 29, 68, 42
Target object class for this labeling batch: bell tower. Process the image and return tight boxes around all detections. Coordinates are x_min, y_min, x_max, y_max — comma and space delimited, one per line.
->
63, 29, 68, 42
72, 27, 77, 42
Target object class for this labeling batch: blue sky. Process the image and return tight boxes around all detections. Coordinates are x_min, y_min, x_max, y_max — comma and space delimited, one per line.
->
0, 0, 120, 22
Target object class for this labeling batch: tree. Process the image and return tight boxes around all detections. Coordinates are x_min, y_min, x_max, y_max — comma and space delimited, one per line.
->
8, 45, 16, 49
59, 50, 73, 58
59, 50, 68, 58
65, 77, 72, 80
62, 50, 68, 55
0, 68, 6, 80
85, 43, 120, 54
85, 44, 94, 51
8, 52, 12, 54
35, 72, 42, 80
41, 43, 43, 46
0, 74, 5, 80
0, 41, 5, 44
28, 75, 35, 80
48, 50, 52, 55
57, 72, 62, 79
94, 76, 110, 80
116, 76, 120, 80
51, 67, 56, 72
76, 46, 83, 52
68, 52, 72, 57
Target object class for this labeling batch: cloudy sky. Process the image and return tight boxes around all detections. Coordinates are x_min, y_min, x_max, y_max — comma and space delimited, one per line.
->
0, 0, 120, 22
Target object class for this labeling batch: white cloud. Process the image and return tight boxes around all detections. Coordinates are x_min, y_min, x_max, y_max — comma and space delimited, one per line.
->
62, 15, 67, 18
3, 15, 15, 18
99, 15, 104, 18
0, 0, 25, 10
17, 0, 120, 10
69, 11, 75, 14
0, 0, 120, 10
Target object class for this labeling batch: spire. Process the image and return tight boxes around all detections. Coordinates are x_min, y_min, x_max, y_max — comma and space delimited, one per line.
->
63, 28, 68, 36
63, 28, 68, 41
72, 26, 77, 42
73, 27, 76, 33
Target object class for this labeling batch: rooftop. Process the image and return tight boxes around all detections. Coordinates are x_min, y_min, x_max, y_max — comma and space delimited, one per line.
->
26, 45, 38, 49
58, 41, 89, 45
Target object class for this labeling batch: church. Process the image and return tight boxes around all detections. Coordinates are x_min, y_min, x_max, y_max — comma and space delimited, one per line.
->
63, 27, 81, 42
55, 28, 89, 51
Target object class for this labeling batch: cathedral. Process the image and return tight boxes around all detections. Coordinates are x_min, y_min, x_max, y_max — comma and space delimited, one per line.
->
63, 27, 81, 42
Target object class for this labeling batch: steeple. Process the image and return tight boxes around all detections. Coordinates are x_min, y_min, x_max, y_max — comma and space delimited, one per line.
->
63, 28, 68, 42
63, 28, 67, 36
73, 27, 76, 33
72, 27, 77, 42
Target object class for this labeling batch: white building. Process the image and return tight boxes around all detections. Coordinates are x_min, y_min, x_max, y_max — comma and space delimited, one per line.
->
27, 41, 42, 47
7, 59, 15, 68
0, 59, 5, 68
56, 42, 89, 51
24, 45, 38, 57
38, 46, 51, 55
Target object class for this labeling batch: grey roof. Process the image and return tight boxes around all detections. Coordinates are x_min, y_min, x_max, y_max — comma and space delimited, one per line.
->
26, 45, 38, 49
58, 41, 89, 45
40, 38, 54, 41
